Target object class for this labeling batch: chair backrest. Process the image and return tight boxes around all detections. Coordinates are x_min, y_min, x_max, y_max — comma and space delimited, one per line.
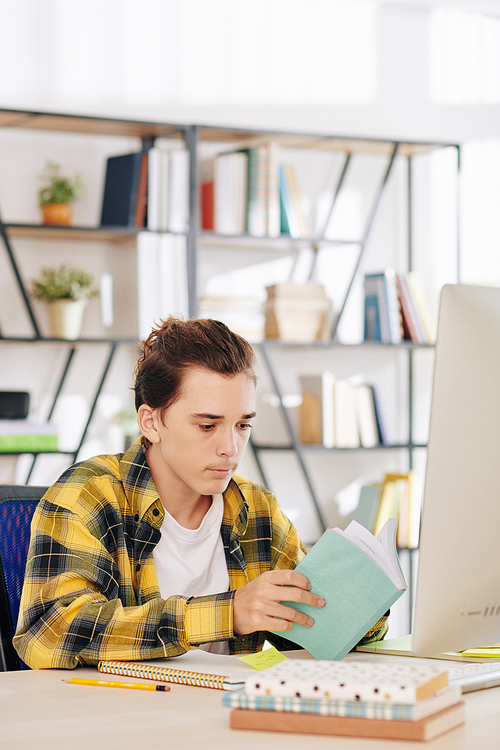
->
0, 484, 47, 671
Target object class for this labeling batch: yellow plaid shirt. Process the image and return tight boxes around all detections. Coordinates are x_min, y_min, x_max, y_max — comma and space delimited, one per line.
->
14, 439, 387, 669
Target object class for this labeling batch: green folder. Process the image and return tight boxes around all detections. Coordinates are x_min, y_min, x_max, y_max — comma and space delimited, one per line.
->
269, 519, 406, 660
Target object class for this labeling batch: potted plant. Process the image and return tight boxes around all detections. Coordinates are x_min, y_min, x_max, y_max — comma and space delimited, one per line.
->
38, 161, 85, 226
31, 264, 99, 340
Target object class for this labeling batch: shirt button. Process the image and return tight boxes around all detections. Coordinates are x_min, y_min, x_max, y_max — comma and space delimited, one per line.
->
134, 513, 139, 522
136, 564, 141, 572
153, 508, 160, 516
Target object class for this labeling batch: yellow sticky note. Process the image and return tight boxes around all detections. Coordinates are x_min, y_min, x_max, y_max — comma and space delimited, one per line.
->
238, 646, 289, 671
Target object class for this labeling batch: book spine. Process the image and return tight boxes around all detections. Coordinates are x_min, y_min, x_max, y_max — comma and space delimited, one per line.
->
98, 660, 226, 690
266, 142, 280, 237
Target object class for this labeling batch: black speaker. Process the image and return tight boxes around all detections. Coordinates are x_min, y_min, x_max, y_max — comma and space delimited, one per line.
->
0, 392, 30, 420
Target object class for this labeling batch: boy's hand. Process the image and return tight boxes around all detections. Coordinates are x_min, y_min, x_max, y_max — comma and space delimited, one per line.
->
232, 569, 325, 635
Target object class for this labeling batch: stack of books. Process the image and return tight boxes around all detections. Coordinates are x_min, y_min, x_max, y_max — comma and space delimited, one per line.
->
264, 283, 332, 342
353, 471, 423, 549
364, 269, 436, 345
298, 373, 384, 449
0, 420, 58, 453
198, 295, 264, 342
100, 148, 189, 233
224, 659, 465, 741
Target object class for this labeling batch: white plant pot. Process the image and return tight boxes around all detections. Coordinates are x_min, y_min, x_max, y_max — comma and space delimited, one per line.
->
48, 299, 87, 340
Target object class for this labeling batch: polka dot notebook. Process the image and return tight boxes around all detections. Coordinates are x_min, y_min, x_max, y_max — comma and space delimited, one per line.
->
243, 659, 448, 704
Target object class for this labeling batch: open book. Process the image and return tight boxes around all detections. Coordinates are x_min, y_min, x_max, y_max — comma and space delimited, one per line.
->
269, 518, 407, 660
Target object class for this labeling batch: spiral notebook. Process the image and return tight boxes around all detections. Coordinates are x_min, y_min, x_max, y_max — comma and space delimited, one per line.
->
98, 650, 254, 691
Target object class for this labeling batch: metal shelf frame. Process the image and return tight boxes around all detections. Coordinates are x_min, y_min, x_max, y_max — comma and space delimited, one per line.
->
0, 109, 460, 527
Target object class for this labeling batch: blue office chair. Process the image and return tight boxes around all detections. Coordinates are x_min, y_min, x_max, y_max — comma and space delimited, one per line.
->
0, 484, 47, 671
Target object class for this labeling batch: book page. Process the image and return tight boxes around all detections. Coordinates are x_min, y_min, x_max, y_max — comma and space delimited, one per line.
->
334, 519, 406, 590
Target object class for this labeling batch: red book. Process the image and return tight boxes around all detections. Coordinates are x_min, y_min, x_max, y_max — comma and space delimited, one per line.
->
201, 181, 214, 231
135, 152, 148, 228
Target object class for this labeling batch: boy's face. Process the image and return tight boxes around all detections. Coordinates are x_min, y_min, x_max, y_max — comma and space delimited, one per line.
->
146, 367, 256, 503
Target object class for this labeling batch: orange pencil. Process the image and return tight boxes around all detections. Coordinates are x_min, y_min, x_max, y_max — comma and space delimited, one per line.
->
63, 678, 170, 692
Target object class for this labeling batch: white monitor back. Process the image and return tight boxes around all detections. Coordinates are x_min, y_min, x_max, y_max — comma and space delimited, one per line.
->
413, 284, 500, 656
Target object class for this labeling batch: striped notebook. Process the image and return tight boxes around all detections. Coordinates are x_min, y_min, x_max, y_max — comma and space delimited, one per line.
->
98, 652, 251, 691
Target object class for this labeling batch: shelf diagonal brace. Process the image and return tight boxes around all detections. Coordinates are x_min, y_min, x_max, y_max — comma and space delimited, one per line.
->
319, 152, 352, 241
0, 212, 42, 338
330, 142, 399, 341
25, 346, 77, 483
257, 341, 327, 532
72, 343, 117, 461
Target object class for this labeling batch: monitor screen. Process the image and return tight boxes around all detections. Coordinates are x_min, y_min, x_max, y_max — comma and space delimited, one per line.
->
413, 283, 500, 655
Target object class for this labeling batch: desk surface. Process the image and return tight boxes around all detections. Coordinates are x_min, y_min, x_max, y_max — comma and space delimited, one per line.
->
2, 664, 500, 750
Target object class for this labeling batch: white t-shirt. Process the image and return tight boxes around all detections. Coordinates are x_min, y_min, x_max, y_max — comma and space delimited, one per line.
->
153, 493, 230, 654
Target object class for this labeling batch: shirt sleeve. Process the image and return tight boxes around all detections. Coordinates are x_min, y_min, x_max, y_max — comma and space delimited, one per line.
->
13, 499, 237, 669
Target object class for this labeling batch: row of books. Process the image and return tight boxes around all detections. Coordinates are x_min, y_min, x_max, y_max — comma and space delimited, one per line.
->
100, 148, 189, 233
298, 373, 384, 449
353, 471, 423, 549
363, 269, 436, 345
264, 282, 332, 342
224, 659, 464, 741
200, 143, 308, 238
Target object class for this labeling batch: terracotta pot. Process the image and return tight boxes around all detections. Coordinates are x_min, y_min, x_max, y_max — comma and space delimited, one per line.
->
41, 203, 72, 226
48, 299, 86, 340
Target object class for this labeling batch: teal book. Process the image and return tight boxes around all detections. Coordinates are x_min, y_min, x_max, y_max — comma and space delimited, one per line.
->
269, 518, 407, 660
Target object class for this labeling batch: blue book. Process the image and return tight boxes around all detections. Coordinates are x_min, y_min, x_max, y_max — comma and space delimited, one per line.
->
222, 686, 462, 722
100, 151, 143, 227
268, 518, 407, 660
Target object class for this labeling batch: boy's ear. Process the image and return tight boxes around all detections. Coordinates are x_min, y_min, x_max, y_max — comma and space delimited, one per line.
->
137, 404, 161, 444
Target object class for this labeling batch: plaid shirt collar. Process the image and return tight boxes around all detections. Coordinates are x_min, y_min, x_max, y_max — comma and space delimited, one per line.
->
119, 438, 249, 543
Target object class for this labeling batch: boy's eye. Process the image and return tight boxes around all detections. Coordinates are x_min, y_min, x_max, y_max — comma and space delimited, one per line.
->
239, 423, 253, 430
200, 424, 215, 431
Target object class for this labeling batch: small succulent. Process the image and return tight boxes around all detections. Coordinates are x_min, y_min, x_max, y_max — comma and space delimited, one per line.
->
31, 265, 99, 303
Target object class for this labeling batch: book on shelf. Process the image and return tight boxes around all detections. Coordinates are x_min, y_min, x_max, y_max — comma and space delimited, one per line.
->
363, 269, 402, 344
279, 165, 301, 238
98, 649, 253, 691
352, 483, 383, 534
100, 151, 143, 227
268, 518, 407, 660
266, 141, 281, 237
226, 659, 463, 741
200, 180, 214, 231
146, 147, 161, 231
0, 391, 30, 420
0, 420, 58, 453
354, 472, 422, 548
245, 145, 266, 236
214, 150, 248, 235
396, 272, 426, 344
298, 375, 382, 449
298, 373, 335, 448
168, 149, 190, 234
134, 151, 148, 229
405, 271, 436, 344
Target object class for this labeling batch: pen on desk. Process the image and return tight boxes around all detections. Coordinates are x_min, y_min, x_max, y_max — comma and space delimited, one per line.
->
63, 678, 170, 692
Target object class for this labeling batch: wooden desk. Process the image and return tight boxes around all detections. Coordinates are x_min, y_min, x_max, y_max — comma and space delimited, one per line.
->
1, 665, 500, 750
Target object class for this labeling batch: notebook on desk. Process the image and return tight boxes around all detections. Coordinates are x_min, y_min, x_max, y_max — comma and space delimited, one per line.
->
358, 285, 500, 693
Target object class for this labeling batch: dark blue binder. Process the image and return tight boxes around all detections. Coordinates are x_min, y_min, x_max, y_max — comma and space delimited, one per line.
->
100, 152, 142, 227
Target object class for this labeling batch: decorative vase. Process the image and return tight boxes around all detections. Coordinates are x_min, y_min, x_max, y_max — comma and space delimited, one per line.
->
41, 203, 72, 226
48, 299, 86, 340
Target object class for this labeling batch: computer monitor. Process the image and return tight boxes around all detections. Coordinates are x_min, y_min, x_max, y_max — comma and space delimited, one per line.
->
412, 283, 500, 656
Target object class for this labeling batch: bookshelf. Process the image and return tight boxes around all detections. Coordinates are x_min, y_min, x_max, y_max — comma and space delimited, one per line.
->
0, 110, 460, 557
